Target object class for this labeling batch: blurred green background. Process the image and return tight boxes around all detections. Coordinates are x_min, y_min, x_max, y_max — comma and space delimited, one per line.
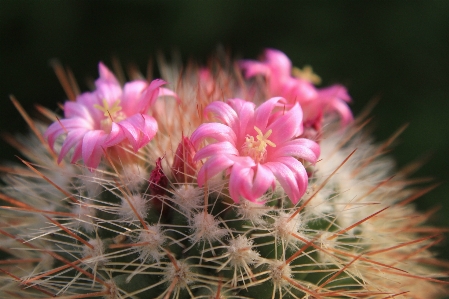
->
1, 1, 449, 257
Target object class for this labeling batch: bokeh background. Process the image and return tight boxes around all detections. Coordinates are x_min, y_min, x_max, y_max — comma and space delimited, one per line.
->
1, 1, 449, 259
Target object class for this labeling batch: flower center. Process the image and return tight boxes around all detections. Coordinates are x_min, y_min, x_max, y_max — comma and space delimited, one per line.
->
241, 126, 276, 163
94, 99, 126, 132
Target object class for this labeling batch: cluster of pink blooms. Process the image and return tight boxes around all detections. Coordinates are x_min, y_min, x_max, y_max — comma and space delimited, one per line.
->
45, 63, 169, 169
45, 49, 352, 204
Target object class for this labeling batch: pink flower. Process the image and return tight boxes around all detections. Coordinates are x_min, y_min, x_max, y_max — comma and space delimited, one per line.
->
190, 97, 320, 204
240, 49, 353, 132
45, 62, 168, 169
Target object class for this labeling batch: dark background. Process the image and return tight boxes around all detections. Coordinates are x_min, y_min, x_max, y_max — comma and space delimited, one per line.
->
1, 1, 449, 257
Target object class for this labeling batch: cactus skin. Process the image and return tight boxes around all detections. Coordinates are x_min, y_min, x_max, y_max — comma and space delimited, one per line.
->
0, 52, 448, 299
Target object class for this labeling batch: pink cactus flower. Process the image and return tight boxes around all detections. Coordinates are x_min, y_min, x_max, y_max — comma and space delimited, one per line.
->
190, 97, 320, 204
45, 62, 168, 169
240, 49, 353, 132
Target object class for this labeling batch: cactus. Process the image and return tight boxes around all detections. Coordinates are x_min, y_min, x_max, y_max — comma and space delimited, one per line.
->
0, 49, 448, 298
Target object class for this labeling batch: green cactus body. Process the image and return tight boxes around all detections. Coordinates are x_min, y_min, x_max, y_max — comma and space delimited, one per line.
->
0, 50, 448, 298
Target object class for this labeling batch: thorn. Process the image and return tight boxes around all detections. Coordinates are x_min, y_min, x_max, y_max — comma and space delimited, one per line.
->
398, 183, 440, 206
327, 206, 389, 240
17, 157, 79, 204
112, 56, 126, 85
289, 149, 357, 222
50, 59, 76, 101
35, 104, 59, 122
319, 254, 363, 288
351, 123, 408, 178
10, 95, 58, 160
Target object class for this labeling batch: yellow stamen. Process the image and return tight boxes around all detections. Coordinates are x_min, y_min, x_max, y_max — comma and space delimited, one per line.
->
254, 127, 276, 150
292, 65, 322, 85
242, 126, 276, 163
94, 99, 122, 118
93, 99, 125, 133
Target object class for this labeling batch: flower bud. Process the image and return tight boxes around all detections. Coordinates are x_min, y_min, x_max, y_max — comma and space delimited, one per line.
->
171, 136, 198, 183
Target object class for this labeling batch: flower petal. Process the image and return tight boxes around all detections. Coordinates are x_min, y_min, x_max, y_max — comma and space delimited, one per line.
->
97, 62, 120, 85
253, 97, 285, 131
275, 156, 309, 204
45, 118, 92, 150
112, 114, 158, 151
120, 80, 148, 115
265, 102, 303, 145
136, 79, 167, 113
264, 161, 301, 204
227, 98, 255, 142
82, 130, 107, 169
194, 141, 239, 161
270, 138, 320, 163
244, 163, 275, 202
204, 101, 239, 129
229, 164, 254, 203
190, 123, 237, 149
197, 155, 235, 187
58, 129, 88, 163
330, 99, 353, 126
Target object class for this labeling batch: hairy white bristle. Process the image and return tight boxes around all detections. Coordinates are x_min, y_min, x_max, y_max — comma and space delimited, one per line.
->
173, 184, 204, 214
134, 225, 166, 263
190, 212, 227, 244
118, 193, 148, 221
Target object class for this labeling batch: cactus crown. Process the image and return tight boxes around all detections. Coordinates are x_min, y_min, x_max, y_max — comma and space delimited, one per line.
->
0, 49, 447, 298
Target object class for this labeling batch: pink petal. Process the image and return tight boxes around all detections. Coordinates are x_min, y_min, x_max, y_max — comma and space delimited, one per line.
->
158, 87, 178, 100
136, 79, 167, 113
120, 80, 148, 115
239, 48, 292, 81
264, 49, 292, 79
45, 118, 92, 150
204, 101, 239, 129
239, 61, 271, 78
265, 102, 303, 145
94, 79, 122, 105
71, 139, 83, 163
116, 118, 141, 151
328, 98, 354, 126
316, 85, 353, 126
289, 78, 317, 103
270, 138, 320, 163
274, 156, 309, 204
138, 114, 158, 147
194, 141, 239, 161
97, 62, 120, 85
75, 92, 104, 121
244, 163, 275, 202
318, 85, 351, 103
64, 102, 95, 124
93, 63, 122, 112
103, 122, 125, 148
190, 123, 237, 149
197, 155, 235, 187
58, 129, 87, 163
227, 99, 255, 142
82, 130, 107, 169
45, 122, 66, 150
253, 97, 285, 131
229, 164, 254, 203
264, 161, 300, 204
104, 114, 158, 150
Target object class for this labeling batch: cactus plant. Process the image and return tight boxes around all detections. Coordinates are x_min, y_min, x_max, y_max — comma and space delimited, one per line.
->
0, 49, 448, 298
